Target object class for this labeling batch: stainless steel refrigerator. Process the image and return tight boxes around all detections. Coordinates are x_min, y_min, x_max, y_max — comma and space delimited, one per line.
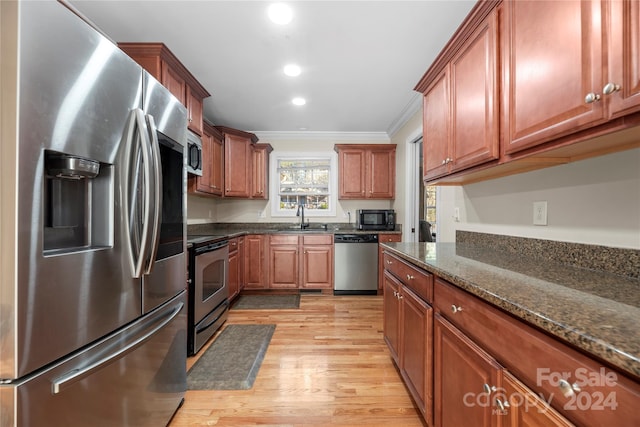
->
1, 1, 189, 425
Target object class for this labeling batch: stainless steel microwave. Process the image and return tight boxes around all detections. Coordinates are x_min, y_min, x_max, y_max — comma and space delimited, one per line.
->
356, 209, 396, 230
186, 130, 202, 176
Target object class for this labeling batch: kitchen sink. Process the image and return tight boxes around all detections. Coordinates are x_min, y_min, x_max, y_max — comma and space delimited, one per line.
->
277, 228, 329, 233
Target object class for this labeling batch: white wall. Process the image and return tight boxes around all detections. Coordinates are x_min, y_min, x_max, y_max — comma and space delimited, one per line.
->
187, 136, 395, 225
437, 148, 640, 249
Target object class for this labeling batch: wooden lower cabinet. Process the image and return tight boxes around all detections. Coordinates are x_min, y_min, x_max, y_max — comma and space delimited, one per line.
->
383, 253, 638, 427
244, 234, 268, 289
268, 234, 333, 289
378, 234, 402, 291
501, 372, 575, 427
434, 314, 501, 427
228, 237, 242, 300
383, 267, 433, 423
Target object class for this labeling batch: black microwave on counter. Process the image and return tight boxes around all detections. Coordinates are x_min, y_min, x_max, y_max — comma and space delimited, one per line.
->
356, 209, 396, 230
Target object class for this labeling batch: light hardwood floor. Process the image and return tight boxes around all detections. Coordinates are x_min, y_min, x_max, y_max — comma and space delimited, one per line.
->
170, 294, 426, 427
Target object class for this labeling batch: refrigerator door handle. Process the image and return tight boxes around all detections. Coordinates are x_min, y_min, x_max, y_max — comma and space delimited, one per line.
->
50, 301, 184, 395
126, 108, 154, 278
143, 114, 162, 275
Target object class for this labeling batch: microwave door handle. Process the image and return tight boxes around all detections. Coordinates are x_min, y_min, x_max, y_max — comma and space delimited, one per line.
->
132, 108, 153, 279
143, 114, 162, 275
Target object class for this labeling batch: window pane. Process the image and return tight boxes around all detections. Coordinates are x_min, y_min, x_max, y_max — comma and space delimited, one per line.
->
277, 157, 332, 212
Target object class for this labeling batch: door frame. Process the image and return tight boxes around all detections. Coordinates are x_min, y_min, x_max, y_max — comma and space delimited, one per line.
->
403, 127, 423, 242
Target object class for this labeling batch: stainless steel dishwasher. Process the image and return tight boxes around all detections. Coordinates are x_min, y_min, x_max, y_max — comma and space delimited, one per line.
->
333, 234, 379, 295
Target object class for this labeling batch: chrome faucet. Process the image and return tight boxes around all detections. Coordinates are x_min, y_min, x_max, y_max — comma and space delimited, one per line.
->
296, 204, 309, 229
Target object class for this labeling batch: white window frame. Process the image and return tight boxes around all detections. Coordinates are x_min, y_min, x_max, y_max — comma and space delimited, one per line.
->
270, 151, 338, 218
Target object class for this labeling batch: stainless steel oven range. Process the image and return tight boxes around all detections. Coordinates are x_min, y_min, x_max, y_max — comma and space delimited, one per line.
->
187, 236, 230, 355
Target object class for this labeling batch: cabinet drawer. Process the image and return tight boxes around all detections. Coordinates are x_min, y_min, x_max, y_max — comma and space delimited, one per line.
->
302, 234, 333, 245
379, 233, 402, 243
434, 278, 640, 426
228, 237, 239, 253
270, 235, 299, 245
383, 253, 432, 303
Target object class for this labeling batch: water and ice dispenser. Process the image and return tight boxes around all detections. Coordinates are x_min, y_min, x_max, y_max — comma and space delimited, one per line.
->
43, 150, 112, 254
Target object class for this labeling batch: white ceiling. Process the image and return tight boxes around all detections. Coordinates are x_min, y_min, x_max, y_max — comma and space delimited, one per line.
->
69, 1, 475, 137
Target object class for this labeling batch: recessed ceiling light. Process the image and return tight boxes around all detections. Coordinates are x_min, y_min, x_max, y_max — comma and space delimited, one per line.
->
292, 97, 306, 106
283, 64, 301, 77
268, 3, 293, 25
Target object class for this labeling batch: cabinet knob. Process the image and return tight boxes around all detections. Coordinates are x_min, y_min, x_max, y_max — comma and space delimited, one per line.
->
483, 383, 497, 393
451, 304, 463, 314
406, 274, 414, 281
558, 379, 581, 397
603, 82, 621, 95
495, 398, 509, 411
584, 92, 601, 104
386, 260, 393, 265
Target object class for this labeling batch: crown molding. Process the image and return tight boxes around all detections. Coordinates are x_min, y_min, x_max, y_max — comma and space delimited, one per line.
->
386, 92, 422, 138
252, 131, 390, 142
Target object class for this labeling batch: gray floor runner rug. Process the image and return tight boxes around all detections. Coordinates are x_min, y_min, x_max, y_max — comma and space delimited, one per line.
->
231, 294, 300, 310
187, 324, 276, 390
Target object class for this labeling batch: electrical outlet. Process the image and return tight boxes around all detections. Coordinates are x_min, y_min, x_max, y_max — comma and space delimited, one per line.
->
533, 201, 548, 226
453, 207, 460, 222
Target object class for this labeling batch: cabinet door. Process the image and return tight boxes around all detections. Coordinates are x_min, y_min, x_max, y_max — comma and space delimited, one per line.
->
450, 9, 499, 172
224, 134, 251, 197
186, 85, 203, 136
382, 271, 402, 364
338, 149, 366, 199
401, 286, 433, 421
161, 61, 186, 104
244, 235, 267, 289
607, 0, 640, 117
423, 69, 450, 181
501, 371, 575, 427
210, 132, 224, 196
237, 237, 245, 292
434, 314, 501, 427
269, 245, 299, 288
301, 245, 333, 289
251, 145, 269, 199
502, 0, 605, 154
228, 249, 239, 301
368, 148, 395, 198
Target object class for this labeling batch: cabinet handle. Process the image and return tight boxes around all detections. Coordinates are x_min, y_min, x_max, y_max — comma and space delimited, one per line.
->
386, 260, 393, 265
495, 398, 509, 411
603, 82, 621, 95
483, 383, 497, 393
406, 274, 414, 281
441, 159, 446, 165
398, 294, 403, 300
584, 92, 601, 104
558, 379, 581, 397
451, 304, 463, 314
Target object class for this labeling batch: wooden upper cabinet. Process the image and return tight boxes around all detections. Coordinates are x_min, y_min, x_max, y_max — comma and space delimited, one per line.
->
606, 0, 640, 118
188, 122, 223, 196
501, 0, 605, 155
216, 126, 258, 198
335, 144, 396, 199
423, 69, 450, 181
421, 8, 498, 181
118, 43, 210, 136
450, 9, 499, 171
251, 143, 273, 199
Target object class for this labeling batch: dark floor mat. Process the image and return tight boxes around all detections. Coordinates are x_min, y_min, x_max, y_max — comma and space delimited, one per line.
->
231, 294, 300, 310
187, 324, 276, 390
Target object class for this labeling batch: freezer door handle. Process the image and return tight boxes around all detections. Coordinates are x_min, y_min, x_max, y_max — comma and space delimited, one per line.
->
51, 301, 183, 394
143, 114, 162, 275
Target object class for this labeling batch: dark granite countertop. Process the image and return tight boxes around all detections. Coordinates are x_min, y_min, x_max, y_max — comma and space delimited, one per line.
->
381, 242, 640, 380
